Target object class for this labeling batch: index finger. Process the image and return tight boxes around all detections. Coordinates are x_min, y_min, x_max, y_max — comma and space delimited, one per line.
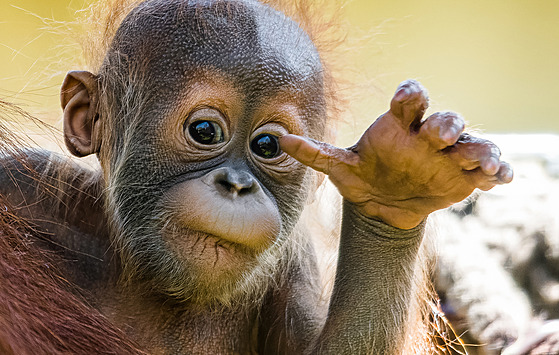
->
279, 134, 357, 175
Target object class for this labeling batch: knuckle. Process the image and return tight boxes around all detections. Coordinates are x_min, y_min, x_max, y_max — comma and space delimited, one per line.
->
448, 114, 465, 129
491, 145, 502, 157
478, 139, 501, 157
484, 140, 502, 157
457, 135, 502, 159
399, 79, 420, 89
399, 79, 424, 92
395, 80, 428, 103
313, 151, 330, 173
437, 111, 461, 120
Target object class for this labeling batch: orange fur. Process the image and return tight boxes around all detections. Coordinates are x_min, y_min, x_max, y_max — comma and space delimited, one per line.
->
0, 202, 143, 355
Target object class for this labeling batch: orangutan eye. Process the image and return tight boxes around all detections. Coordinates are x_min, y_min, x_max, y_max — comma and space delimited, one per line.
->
250, 133, 281, 159
188, 120, 224, 145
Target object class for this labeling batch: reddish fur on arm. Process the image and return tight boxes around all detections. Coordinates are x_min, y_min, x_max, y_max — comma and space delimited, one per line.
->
0, 200, 144, 355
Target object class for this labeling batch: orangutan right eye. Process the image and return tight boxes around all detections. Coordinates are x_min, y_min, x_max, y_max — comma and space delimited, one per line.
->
188, 120, 224, 145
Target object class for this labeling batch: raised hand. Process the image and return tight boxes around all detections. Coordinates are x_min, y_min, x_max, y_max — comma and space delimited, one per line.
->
280, 80, 513, 229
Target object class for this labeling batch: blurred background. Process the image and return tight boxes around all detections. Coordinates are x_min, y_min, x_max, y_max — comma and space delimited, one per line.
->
1, 0, 558, 137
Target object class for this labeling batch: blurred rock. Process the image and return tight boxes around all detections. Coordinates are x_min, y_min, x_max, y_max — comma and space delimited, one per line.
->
436, 134, 559, 354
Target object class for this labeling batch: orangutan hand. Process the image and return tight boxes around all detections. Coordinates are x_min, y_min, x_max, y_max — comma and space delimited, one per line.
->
280, 80, 513, 229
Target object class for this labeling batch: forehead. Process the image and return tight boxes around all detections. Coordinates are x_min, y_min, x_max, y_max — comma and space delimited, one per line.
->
109, 0, 323, 95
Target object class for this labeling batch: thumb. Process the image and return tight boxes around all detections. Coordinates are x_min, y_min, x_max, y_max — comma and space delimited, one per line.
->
279, 134, 356, 175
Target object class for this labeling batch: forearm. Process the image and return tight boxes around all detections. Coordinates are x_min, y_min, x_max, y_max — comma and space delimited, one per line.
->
311, 200, 425, 354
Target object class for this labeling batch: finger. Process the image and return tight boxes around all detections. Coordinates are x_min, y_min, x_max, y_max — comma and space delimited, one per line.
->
463, 161, 513, 191
465, 168, 500, 191
496, 161, 514, 184
389, 80, 429, 129
446, 134, 502, 175
418, 111, 465, 150
279, 134, 357, 175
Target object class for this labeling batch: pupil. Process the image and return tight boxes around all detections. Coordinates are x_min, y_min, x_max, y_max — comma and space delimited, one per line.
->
189, 121, 215, 144
251, 134, 280, 159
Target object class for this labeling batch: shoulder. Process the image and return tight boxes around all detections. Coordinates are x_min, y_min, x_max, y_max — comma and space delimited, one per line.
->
0, 149, 100, 221
0, 149, 113, 289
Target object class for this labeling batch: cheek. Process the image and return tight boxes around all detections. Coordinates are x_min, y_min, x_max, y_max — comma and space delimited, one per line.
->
268, 169, 314, 228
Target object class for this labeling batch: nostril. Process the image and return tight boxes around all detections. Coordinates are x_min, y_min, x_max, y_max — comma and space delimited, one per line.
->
213, 169, 258, 196
237, 183, 256, 196
217, 178, 235, 193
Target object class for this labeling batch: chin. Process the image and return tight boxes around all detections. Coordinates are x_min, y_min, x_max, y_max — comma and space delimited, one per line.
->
165, 225, 257, 274
160, 224, 281, 306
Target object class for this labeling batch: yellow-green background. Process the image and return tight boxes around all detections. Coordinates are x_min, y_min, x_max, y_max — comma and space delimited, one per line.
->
1, 0, 558, 136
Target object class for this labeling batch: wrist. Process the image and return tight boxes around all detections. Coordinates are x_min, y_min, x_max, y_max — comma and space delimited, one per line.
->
354, 201, 426, 230
342, 200, 426, 242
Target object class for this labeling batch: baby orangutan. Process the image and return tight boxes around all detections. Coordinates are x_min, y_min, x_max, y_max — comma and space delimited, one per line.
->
0, 0, 512, 353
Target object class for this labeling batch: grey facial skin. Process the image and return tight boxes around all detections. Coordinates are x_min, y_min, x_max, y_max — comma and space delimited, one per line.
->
96, 0, 328, 306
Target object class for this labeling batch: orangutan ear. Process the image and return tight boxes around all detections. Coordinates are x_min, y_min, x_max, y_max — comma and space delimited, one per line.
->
61, 71, 101, 157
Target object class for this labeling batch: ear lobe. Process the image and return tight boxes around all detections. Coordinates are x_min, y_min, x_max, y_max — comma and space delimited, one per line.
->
61, 71, 100, 157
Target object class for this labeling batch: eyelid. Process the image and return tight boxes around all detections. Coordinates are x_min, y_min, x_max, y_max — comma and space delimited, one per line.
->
187, 107, 227, 123
251, 122, 290, 138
